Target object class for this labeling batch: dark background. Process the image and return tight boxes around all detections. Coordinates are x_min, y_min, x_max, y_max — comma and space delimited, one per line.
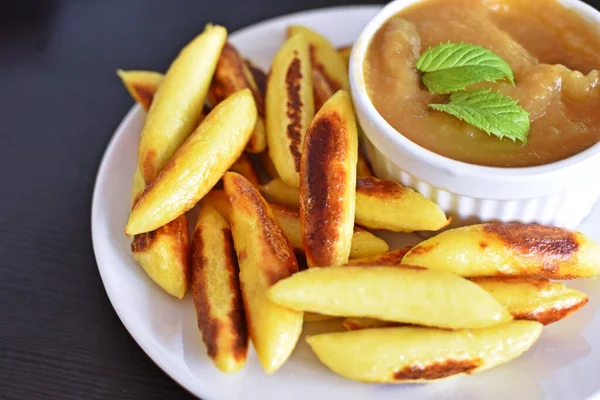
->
0, 0, 598, 399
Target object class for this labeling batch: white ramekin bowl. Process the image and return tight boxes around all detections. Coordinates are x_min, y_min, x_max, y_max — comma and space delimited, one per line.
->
350, 0, 600, 229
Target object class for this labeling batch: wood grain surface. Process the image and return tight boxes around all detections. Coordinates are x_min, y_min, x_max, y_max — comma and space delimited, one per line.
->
0, 0, 598, 399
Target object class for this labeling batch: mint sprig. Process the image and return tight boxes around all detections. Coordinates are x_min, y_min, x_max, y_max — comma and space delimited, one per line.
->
416, 43, 514, 94
415, 43, 529, 142
429, 89, 530, 143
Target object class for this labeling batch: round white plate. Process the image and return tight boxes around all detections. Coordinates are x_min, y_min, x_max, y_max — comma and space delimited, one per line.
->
92, 6, 600, 400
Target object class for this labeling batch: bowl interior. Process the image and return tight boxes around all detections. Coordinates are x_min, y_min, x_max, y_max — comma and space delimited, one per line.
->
349, 0, 600, 182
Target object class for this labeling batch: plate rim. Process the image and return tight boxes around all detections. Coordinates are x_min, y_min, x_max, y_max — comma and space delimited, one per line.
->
90, 5, 382, 399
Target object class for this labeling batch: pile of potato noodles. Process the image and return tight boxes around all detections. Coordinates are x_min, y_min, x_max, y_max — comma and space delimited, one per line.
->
118, 23, 598, 382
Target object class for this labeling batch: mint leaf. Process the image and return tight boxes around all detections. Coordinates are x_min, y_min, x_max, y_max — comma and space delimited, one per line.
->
422, 67, 510, 95
429, 89, 530, 143
416, 43, 514, 94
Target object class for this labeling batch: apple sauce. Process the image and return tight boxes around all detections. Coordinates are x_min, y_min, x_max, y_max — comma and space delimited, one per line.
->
364, 0, 600, 167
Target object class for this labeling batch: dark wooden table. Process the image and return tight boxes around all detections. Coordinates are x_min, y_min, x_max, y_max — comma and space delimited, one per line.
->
1, 1, 599, 399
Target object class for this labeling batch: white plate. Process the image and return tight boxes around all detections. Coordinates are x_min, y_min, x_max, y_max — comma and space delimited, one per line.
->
91, 6, 600, 400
